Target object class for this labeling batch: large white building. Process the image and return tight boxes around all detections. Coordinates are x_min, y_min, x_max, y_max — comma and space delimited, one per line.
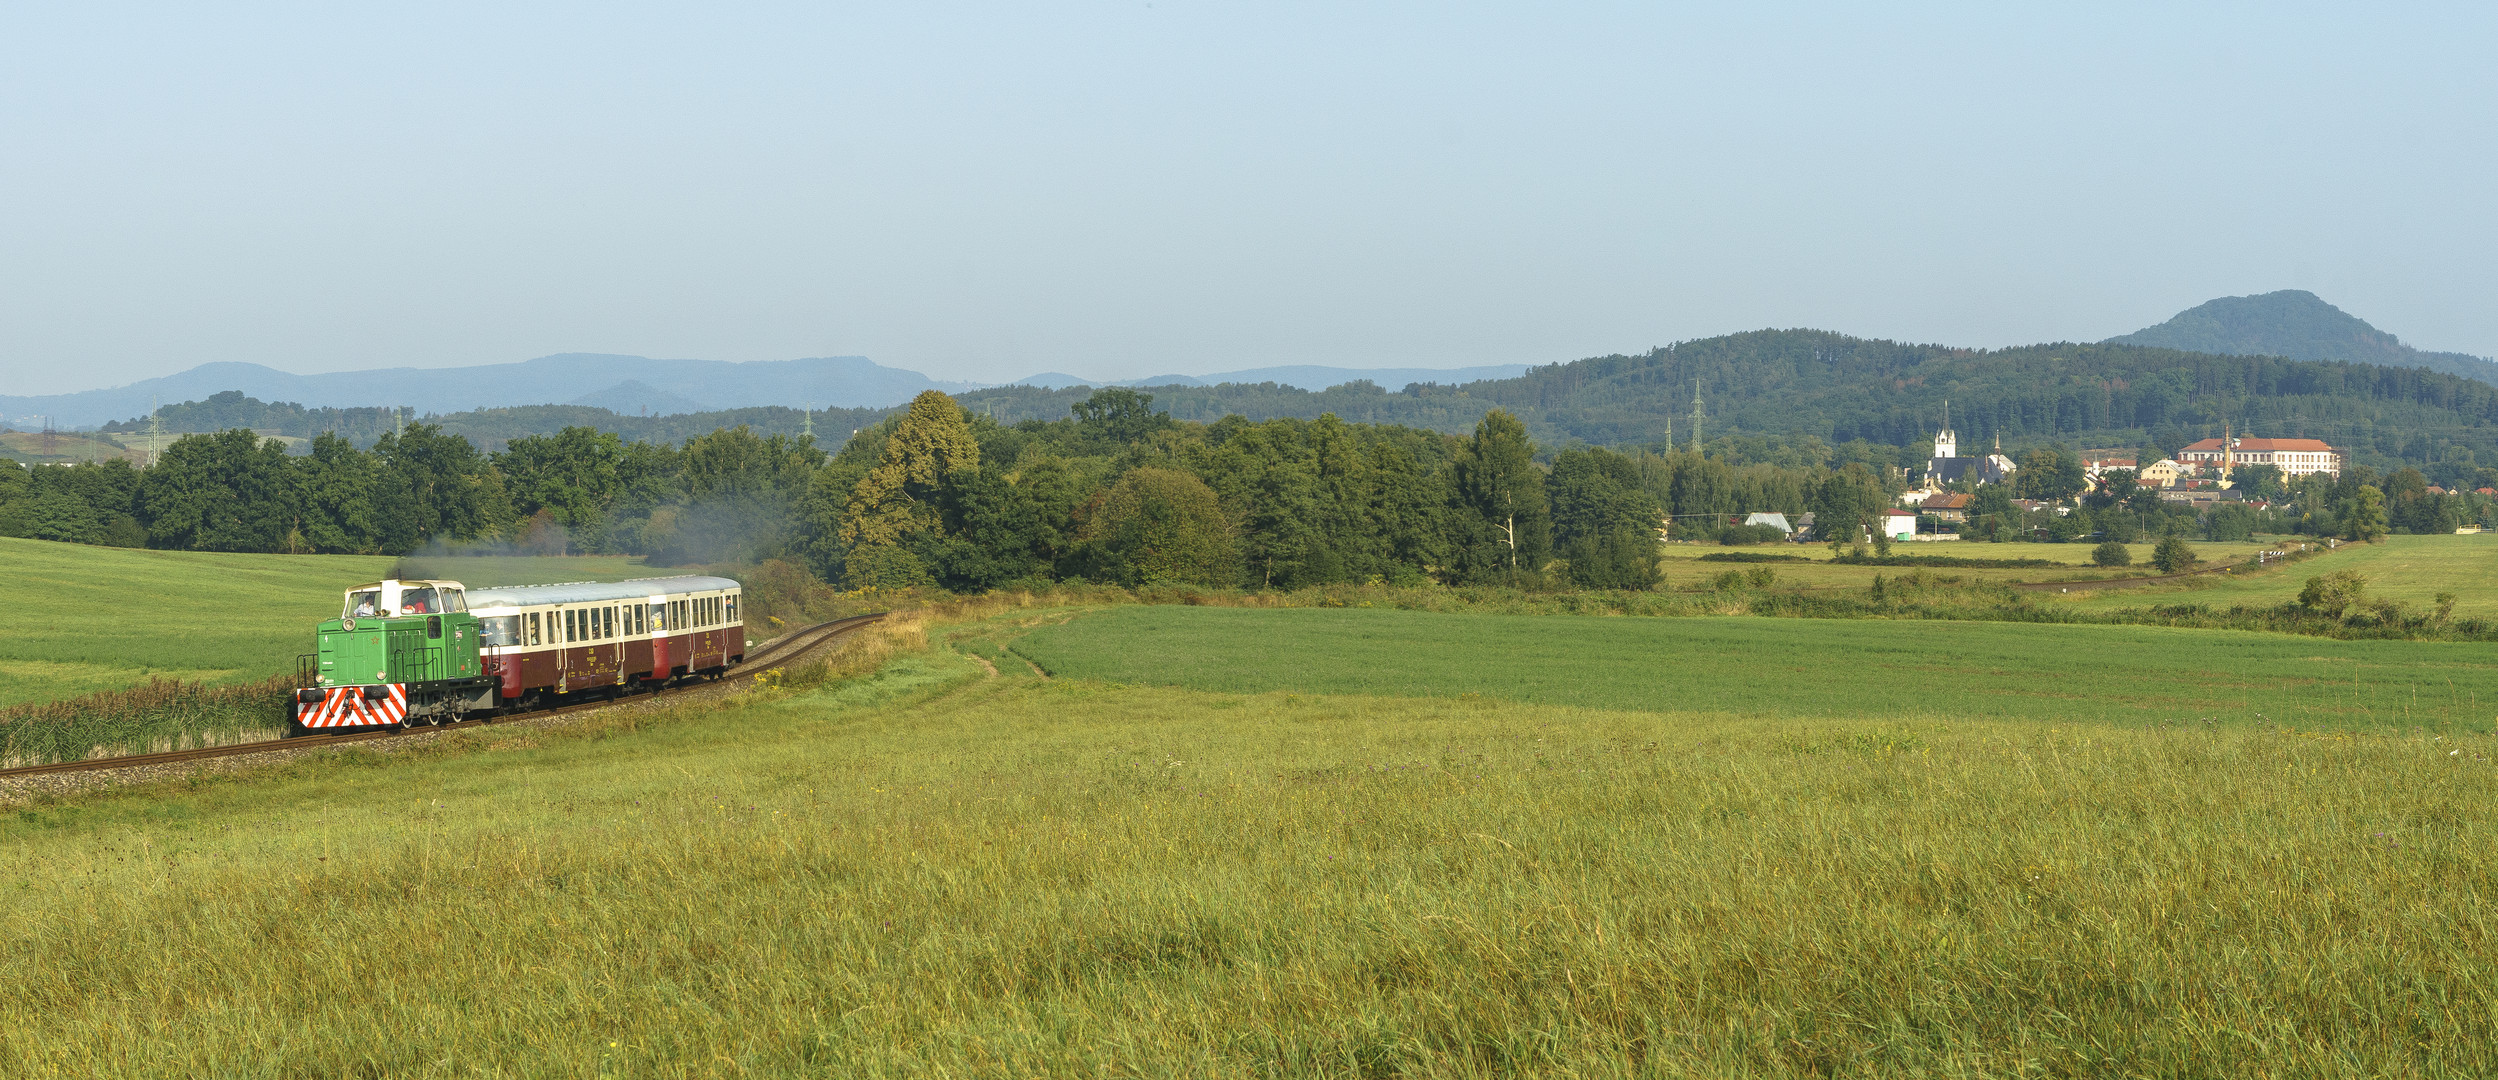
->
2176, 436, 2341, 478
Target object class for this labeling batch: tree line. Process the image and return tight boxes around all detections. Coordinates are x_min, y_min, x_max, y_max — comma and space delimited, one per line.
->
7, 389, 2487, 589
1, 390, 1887, 590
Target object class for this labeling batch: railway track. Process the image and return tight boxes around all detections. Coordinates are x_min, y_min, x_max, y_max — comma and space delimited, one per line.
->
0, 611, 887, 781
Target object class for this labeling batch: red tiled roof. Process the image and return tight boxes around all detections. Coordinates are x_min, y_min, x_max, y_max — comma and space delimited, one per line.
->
1921, 493, 1973, 509
2178, 437, 2338, 454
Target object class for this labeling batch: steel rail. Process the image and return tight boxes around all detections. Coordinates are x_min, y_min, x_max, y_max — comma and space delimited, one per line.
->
0, 611, 887, 780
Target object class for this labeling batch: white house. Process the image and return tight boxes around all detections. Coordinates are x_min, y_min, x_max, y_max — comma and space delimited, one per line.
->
1881, 509, 1918, 540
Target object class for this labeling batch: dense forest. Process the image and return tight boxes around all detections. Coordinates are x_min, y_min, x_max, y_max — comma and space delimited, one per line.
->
6, 388, 2482, 594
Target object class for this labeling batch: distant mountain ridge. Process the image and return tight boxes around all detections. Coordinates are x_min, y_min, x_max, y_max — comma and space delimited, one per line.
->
1011, 363, 1532, 391
0, 353, 968, 429
2106, 290, 2498, 387
8, 354, 1545, 429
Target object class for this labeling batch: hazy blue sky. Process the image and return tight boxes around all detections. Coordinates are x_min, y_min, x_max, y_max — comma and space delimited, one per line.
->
3, 3, 2492, 395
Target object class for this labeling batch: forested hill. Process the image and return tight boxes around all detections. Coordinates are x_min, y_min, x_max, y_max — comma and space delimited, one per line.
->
960, 331, 2498, 469
84, 327, 2498, 472
2106, 290, 2498, 388
98, 392, 887, 453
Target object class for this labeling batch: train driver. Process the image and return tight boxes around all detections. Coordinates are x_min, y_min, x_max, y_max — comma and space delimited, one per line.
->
353, 596, 378, 618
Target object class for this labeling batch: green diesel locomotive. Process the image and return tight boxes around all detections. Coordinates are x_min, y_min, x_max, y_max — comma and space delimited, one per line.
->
293, 575, 747, 733
292, 579, 495, 732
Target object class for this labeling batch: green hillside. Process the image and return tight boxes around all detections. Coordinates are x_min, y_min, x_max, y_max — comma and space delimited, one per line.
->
2108, 290, 2498, 388
0, 538, 393, 707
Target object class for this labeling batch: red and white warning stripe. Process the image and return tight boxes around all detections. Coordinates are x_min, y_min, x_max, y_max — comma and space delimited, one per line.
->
297, 684, 409, 729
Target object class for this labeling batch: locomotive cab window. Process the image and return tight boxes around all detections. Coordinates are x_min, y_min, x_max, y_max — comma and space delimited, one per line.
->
400, 587, 439, 615
344, 589, 382, 619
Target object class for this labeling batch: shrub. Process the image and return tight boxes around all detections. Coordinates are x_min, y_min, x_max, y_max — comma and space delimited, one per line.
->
1715, 524, 1790, 546
2297, 570, 2367, 618
2150, 536, 2198, 574
2090, 541, 2132, 568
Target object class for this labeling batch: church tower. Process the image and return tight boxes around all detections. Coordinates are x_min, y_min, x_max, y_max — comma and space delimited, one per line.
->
1933, 399, 1957, 460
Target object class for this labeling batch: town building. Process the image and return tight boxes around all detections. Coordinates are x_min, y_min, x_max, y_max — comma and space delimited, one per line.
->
2136, 459, 2186, 488
1880, 509, 1917, 540
1922, 405, 2016, 487
2079, 452, 2137, 477
1920, 491, 1973, 523
2176, 436, 2341, 478
1741, 512, 1794, 535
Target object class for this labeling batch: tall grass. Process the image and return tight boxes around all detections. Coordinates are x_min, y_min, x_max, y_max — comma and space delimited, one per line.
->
0, 673, 291, 767
6, 637, 2498, 1075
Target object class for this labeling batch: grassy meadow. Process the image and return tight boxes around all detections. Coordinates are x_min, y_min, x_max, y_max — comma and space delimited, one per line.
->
6, 607, 2498, 1075
0, 537, 395, 708
0, 539, 670, 710
1655, 539, 2279, 591
1011, 604, 2498, 730
0, 540, 683, 765
2055, 532, 2498, 618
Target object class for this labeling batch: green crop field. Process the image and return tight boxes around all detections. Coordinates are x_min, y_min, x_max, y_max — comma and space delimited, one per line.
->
2054, 533, 2498, 618
8, 611, 2498, 1075
1658, 539, 2278, 590
0, 539, 665, 709
1009, 605, 2498, 730
0, 538, 396, 708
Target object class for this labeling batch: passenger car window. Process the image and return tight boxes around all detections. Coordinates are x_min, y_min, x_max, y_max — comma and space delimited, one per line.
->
482, 616, 519, 646
528, 612, 541, 646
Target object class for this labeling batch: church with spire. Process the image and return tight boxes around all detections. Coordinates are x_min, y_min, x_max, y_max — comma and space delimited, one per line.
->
1920, 401, 2017, 487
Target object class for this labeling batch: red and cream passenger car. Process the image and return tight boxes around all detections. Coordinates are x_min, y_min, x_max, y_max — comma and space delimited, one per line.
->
467, 575, 744, 704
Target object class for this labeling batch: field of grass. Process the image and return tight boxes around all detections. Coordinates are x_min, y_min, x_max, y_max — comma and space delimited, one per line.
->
0, 538, 395, 708
0, 540, 666, 710
2055, 533, 2498, 618
1658, 539, 2278, 590
7, 609, 2498, 1075
1010, 605, 2498, 730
